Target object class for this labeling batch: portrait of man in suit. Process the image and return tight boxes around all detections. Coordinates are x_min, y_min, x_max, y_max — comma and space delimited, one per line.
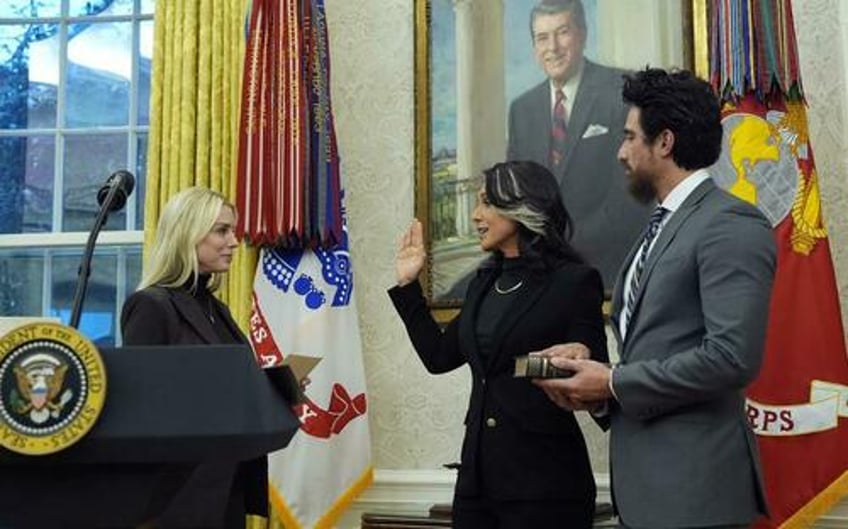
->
506, 0, 651, 290
423, 0, 686, 303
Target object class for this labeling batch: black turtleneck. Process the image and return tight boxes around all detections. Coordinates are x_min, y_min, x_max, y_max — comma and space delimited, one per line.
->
475, 256, 525, 362
184, 274, 241, 344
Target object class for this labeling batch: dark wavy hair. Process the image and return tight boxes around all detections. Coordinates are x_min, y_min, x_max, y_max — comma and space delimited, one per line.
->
622, 67, 722, 169
480, 160, 583, 272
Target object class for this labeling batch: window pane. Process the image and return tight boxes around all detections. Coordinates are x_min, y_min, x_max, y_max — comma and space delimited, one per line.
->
135, 132, 147, 229
50, 249, 117, 347
138, 19, 153, 125
23, 134, 55, 232
118, 245, 142, 345
0, 134, 55, 234
66, 21, 131, 127
0, 248, 44, 316
125, 246, 142, 293
1, 23, 59, 130
70, 0, 131, 17
141, 0, 156, 15
0, 245, 142, 344
63, 133, 128, 232
0, 136, 26, 233
0, 1, 60, 18
27, 30, 59, 129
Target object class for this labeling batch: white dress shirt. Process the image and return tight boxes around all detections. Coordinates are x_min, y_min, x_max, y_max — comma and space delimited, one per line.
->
548, 60, 584, 124
618, 168, 711, 340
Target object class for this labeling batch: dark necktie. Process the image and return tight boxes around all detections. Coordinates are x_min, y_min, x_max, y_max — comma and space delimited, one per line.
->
625, 206, 668, 324
549, 89, 568, 168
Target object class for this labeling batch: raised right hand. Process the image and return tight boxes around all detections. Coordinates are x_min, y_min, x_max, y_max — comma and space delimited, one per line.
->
395, 219, 427, 286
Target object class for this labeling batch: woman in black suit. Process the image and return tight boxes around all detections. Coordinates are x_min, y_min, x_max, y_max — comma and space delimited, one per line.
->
389, 160, 607, 529
121, 187, 266, 529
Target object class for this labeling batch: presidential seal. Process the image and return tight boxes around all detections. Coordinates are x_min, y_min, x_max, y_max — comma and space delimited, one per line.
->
0, 322, 106, 455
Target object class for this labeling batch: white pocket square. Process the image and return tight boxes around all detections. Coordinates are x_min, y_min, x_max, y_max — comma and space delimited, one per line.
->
582, 124, 609, 139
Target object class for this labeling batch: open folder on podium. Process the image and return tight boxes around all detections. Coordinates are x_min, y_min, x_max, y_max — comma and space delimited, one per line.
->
282, 353, 321, 382
265, 353, 321, 405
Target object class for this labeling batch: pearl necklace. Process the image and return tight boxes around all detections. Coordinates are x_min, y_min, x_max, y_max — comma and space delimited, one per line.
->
494, 278, 523, 295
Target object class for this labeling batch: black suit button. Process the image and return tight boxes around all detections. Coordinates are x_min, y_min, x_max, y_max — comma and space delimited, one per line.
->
486, 417, 497, 428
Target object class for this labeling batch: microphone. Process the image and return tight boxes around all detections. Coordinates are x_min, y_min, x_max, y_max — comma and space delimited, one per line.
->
96, 170, 135, 212
69, 170, 136, 329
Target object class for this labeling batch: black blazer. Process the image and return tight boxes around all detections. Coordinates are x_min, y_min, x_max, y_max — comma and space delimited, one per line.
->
389, 262, 607, 501
121, 286, 268, 526
507, 60, 651, 289
122, 286, 246, 347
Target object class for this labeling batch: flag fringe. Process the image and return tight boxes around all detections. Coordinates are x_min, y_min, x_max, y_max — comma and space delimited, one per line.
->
269, 487, 301, 529
779, 470, 848, 529
314, 466, 374, 529
269, 465, 374, 528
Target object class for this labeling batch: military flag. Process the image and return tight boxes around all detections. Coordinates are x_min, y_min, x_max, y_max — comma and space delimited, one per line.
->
708, 1, 848, 527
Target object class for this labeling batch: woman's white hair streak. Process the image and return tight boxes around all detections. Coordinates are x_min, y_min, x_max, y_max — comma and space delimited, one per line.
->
489, 165, 547, 236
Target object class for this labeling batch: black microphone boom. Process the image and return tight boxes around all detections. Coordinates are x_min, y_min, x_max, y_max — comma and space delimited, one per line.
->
69, 170, 136, 330
96, 170, 135, 212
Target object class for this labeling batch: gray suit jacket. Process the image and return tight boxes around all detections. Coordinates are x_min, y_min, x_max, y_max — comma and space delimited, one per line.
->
608, 178, 776, 528
507, 60, 651, 290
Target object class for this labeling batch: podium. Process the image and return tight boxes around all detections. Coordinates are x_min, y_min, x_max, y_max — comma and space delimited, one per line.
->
0, 344, 301, 528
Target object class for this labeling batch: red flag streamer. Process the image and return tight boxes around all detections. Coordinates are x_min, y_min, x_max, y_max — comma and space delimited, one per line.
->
238, 3, 368, 527
237, 2, 264, 241
236, 0, 341, 248
709, 1, 848, 526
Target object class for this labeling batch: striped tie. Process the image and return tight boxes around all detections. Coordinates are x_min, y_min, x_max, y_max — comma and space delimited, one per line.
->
625, 206, 668, 324
549, 89, 568, 168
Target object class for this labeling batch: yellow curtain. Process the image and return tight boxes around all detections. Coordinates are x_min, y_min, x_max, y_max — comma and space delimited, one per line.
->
145, 0, 256, 327
146, 4, 280, 527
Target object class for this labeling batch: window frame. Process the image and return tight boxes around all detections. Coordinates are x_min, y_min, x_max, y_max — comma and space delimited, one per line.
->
0, 0, 155, 344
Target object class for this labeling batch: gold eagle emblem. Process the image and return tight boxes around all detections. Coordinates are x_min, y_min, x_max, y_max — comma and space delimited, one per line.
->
12, 354, 71, 423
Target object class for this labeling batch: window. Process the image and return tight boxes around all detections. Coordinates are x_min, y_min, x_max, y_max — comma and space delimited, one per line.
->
0, 0, 155, 346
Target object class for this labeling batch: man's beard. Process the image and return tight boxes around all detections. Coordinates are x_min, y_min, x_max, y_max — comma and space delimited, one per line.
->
627, 171, 657, 204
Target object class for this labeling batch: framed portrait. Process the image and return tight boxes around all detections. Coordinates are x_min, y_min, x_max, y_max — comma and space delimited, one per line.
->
414, 0, 708, 320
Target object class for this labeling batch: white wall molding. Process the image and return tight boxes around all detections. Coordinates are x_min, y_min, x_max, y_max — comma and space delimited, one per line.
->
336, 470, 613, 528
335, 469, 455, 528
335, 470, 847, 529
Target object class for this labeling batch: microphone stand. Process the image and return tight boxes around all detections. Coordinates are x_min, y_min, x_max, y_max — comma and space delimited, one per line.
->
68, 183, 123, 330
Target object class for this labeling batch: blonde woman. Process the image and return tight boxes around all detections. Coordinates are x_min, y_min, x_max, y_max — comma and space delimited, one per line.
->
122, 187, 241, 345
121, 186, 266, 529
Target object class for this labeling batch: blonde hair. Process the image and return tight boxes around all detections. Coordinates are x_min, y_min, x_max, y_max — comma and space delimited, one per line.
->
138, 187, 235, 292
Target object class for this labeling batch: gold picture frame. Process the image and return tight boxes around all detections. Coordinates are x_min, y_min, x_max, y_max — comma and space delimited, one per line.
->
414, 0, 709, 323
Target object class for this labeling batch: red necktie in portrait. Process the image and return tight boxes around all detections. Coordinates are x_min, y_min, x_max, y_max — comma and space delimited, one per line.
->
550, 89, 568, 168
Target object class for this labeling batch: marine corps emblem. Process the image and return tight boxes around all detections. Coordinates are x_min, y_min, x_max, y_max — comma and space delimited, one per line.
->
0, 322, 106, 455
